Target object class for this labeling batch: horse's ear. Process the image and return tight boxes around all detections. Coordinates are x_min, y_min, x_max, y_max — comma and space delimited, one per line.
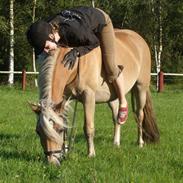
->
28, 101, 41, 114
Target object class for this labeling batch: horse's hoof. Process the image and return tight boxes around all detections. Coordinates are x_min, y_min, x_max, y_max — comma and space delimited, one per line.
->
138, 142, 144, 148
88, 153, 96, 158
139, 144, 143, 148
113, 141, 120, 147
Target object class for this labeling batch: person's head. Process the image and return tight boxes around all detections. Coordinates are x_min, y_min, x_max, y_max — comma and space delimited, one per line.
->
26, 20, 60, 55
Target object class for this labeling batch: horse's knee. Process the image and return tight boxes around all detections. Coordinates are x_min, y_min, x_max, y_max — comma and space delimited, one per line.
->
136, 109, 144, 123
139, 110, 144, 122
83, 124, 95, 137
108, 100, 119, 123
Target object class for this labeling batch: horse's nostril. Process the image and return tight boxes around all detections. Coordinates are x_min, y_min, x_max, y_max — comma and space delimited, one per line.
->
47, 155, 61, 166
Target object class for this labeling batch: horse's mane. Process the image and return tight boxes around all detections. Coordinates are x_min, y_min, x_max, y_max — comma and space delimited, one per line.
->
38, 50, 59, 100
38, 49, 71, 144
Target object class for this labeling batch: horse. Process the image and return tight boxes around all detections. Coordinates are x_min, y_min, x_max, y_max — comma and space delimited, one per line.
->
30, 29, 159, 166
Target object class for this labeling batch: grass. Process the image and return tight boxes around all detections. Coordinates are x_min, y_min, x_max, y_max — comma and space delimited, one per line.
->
0, 85, 182, 183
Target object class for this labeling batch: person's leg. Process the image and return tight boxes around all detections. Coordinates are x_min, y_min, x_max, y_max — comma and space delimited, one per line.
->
113, 73, 128, 124
113, 73, 127, 107
98, 10, 128, 124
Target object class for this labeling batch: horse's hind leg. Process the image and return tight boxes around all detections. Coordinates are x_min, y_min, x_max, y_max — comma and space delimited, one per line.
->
82, 89, 96, 157
132, 84, 147, 147
108, 99, 121, 146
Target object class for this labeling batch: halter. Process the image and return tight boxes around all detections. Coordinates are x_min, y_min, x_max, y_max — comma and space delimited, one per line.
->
43, 100, 78, 161
44, 147, 68, 161
43, 134, 68, 163
44, 150, 63, 157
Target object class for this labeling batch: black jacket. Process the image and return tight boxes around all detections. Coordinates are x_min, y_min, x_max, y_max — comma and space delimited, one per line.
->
48, 7, 106, 56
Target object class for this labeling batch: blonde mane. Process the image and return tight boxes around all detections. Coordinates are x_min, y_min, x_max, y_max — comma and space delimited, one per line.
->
38, 50, 59, 100
37, 49, 70, 144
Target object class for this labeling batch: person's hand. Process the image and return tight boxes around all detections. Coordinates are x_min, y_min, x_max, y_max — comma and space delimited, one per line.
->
62, 49, 79, 69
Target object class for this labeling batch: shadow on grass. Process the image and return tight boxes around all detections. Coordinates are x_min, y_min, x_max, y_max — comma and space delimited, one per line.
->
0, 149, 44, 163
0, 133, 43, 163
0, 133, 20, 140
169, 159, 183, 171
74, 132, 112, 145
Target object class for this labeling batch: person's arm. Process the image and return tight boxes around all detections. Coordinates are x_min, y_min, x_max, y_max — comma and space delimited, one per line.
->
62, 32, 100, 70
74, 32, 100, 57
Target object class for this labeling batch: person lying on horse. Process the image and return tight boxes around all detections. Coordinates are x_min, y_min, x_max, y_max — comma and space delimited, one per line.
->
26, 6, 128, 124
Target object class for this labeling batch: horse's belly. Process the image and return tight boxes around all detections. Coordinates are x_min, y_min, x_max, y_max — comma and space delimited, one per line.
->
95, 81, 117, 103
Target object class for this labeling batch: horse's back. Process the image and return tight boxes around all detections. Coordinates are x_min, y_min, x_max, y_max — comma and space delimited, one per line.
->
114, 29, 151, 88
115, 29, 151, 69
76, 29, 151, 100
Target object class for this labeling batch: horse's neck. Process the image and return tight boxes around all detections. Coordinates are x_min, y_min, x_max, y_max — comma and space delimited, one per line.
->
51, 48, 78, 104
73, 47, 103, 91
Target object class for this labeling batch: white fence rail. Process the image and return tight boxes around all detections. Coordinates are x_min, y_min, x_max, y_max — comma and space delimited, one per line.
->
1, 71, 183, 76
151, 73, 183, 76
0, 71, 182, 91
0, 71, 39, 74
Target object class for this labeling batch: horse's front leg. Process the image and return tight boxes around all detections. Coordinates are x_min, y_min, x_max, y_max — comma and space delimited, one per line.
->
82, 89, 96, 157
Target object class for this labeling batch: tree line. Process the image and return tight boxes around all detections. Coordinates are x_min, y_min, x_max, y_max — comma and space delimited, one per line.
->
0, 0, 182, 84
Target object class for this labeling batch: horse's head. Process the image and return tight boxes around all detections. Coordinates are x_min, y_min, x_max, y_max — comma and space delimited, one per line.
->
30, 98, 70, 166
30, 48, 77, 166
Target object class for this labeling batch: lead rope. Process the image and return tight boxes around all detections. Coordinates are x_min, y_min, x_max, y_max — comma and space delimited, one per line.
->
64, 99, 78, 158
68, 100, 78, 151
64, 57, 80, 158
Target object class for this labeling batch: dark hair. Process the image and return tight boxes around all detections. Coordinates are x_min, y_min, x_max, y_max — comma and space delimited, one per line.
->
26, 20, 52, 55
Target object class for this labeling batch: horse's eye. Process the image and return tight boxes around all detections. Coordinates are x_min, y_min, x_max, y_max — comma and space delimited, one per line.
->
50, 120, 64, 134
54, 127, 64, 134
58, 128, 64, 134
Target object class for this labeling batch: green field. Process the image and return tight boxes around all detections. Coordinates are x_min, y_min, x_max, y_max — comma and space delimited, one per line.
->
0, 86, 182, 183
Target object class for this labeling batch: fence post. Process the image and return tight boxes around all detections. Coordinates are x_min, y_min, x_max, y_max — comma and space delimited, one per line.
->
158, 71, 164, 92
22, 69, 26, 91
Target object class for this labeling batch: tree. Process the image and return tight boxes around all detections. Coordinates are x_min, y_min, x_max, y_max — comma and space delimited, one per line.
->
91, 0, 95, 7
0, 1, 9, 74
32, 0, 38, 87
151, 0, 163, 89
8, 0, 14, 85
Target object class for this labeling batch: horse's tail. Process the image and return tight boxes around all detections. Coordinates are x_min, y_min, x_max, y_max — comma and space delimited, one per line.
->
142, 90, 160, 143
131, 89, 160, 143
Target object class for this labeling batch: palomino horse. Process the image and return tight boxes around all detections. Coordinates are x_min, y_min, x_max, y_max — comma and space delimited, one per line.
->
30, 29, 159, 165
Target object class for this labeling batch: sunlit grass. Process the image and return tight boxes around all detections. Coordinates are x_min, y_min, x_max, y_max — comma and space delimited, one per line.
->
0, 86, 182, 183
